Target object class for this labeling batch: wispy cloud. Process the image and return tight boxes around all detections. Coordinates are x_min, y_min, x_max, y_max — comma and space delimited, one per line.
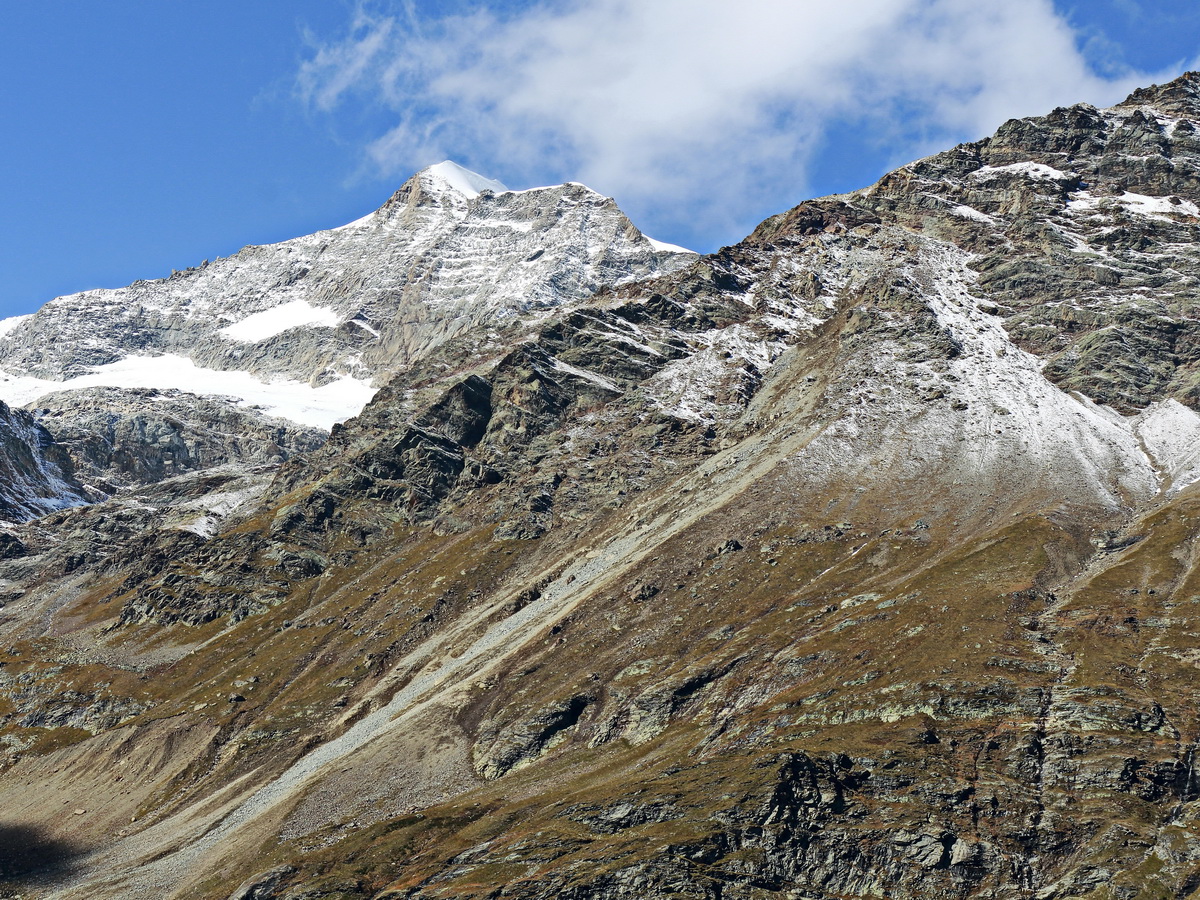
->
297, 9, 396, 112
297, 0, 1173, 249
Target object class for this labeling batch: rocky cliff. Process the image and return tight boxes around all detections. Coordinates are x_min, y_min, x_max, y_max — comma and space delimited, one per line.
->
0, 162, 690, 521
4, 75, 1200, 900
0, 402, 88, 524
0, 161, 692, 430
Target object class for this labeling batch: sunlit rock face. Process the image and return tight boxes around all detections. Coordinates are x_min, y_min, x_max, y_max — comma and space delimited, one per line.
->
0, 161, 693, 430
6, 76, 1200, 900
0, 162, 691, 514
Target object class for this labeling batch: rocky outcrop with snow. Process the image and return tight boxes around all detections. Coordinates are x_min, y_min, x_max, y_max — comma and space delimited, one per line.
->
0, 162, 694, 430
0, 399, 88, 522
0, 162, 690, 518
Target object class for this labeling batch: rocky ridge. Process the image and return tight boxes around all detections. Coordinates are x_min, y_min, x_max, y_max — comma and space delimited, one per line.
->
4, 75, 1200, 900
0, 161, 692, 430
0, 162, 690, 525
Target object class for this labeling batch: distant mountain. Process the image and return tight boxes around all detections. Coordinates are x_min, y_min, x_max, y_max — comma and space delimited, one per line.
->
0, 162, 691, 511
5, 74, 1200, 900
0, 160, 692, 430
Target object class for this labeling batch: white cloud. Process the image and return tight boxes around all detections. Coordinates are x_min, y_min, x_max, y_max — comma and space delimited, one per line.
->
298, 0, 1174, 249
297, 9, 395, 112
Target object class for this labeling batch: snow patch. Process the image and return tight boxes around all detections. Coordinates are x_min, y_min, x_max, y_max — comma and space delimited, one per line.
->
329, 211, 376, 233
971, 162, 1069, 182
1133, 400, 1200, 494
1068, 191, 1200, 221
219, 300, 341, 343
0, 314, 31, 339
951, 204, 997, 224
0, 355, 374, 430
423, 161, 508, 199
1118, 191, 1199, 219
172, 482, 268, 539
645, 236, 696, 254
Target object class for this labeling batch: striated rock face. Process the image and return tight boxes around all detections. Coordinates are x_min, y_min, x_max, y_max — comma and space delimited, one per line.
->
9, 75, 1200, 900
29, 387, 324, 493
0, 399, 88, 522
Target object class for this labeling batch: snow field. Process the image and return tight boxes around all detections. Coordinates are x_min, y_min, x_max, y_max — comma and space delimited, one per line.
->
0, 355, 375, 431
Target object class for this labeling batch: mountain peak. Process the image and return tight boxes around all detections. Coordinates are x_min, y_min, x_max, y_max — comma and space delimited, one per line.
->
1116, 69, 1200, 115
419, 160, 508, 199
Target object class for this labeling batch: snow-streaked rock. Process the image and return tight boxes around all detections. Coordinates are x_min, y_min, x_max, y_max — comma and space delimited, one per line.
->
0, 162, 694, 430
0, 399, 89, 520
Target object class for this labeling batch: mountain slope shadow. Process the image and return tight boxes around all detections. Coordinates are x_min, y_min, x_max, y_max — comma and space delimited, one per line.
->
0, 824, 83, 888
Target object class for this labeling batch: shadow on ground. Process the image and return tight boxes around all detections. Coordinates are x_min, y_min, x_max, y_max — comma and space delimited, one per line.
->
0, 823, 83, 888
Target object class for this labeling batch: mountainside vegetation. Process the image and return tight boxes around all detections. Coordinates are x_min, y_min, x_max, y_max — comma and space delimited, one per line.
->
6, 74, 1200, 900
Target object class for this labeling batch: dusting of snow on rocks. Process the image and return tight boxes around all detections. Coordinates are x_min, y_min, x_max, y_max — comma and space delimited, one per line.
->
1067, 191, 1200, 222
0, 162, 693, 429
970, 162, 1071, 182
1132, 400, 1200, 495
753, 233, 1175, 517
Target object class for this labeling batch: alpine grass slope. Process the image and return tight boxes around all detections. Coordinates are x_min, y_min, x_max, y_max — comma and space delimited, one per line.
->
5, 74, 1200, 899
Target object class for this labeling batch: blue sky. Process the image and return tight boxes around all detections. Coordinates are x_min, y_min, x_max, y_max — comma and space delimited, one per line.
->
1, 1, 1198, 319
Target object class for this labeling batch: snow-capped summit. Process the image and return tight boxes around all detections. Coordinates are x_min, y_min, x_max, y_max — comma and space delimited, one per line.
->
419, 160, 508, 199
0, 164, 695, 433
